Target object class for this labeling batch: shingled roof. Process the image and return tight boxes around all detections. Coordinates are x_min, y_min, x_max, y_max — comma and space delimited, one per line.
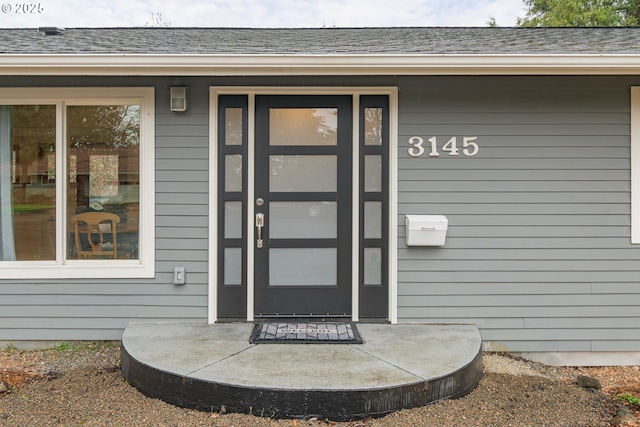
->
2, 27, 640, 76
1, 27, 640, 55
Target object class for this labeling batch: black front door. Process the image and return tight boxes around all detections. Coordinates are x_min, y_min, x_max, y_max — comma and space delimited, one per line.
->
253, 95, 352, 316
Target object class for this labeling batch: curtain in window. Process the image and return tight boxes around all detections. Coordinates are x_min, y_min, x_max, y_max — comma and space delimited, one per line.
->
0, 105, 15, 261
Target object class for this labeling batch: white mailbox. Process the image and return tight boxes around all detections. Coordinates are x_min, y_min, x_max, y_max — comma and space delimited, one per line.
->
405, 215, 448, 246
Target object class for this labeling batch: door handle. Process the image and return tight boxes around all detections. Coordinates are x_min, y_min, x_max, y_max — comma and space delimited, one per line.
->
255, 213, 264, 248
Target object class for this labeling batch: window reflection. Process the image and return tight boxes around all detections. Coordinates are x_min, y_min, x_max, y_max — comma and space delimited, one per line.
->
364, 108, 383, 146
225, 154, 243, 192
225, 108, 243, 146
269, 108, 337, 146
0, 105, 56, 261
66, 105, 140, 260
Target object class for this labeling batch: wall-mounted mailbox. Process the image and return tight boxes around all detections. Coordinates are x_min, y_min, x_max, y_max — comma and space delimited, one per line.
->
405, 215, 448, 246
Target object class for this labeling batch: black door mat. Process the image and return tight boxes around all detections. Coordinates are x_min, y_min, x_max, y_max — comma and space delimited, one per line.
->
250, 321, 362, 344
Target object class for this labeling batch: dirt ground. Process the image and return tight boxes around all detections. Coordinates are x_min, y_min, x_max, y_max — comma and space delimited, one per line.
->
0, 342, 638, 427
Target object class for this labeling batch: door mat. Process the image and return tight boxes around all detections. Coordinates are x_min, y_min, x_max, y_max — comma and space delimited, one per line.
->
250, 321, 362, 344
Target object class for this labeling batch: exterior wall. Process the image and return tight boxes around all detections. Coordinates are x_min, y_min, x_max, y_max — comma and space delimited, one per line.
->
1, 74, 640, 360
0, 75, 389, 342
396, 75, 640, 356
0, 77, 211, 341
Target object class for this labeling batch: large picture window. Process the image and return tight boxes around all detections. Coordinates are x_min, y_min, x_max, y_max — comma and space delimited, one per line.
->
0, 88, 154, 278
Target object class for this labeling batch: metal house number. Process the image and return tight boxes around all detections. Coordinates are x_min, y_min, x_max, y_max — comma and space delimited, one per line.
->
408, 136, 479, 157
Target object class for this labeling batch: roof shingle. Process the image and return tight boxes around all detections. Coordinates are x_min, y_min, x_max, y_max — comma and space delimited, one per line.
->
2, 27, 640, 55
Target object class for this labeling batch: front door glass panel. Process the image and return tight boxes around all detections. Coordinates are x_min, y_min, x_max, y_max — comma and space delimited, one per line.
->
269, 248, 337, 286
269, 155, 336, 192
269, 201, 337, 238
225, 108, 243, 145
364, 107, 383, 146
364, 247, 382, 285
225, 154, 243, 192
364, 201, 382, 239
364, 155, 382, 192
224, 247, 242, 285
224, 201, 242, 238
269, 108, 337, 146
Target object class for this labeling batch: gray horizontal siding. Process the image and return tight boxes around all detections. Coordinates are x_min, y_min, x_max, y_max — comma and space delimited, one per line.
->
403, 191, 627, 202
0, 305, 206, 318
401, 181, 629, 191
400, 306, 640, 317
1, 283, 208, 295
401, 112, 629, 125
400, 170, 628, 180
1, 295, 207, 306
0, 77, 212, 341
399, 249, 638, 259
400, 270, 640, 282
2, 73, 640, 356
396, 75, 640, 354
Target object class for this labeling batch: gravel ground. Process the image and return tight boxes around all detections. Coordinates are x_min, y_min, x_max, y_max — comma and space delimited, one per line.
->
0, 342, 637, 427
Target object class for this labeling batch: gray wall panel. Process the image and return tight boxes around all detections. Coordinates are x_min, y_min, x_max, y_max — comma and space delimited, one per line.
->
400, 270, 640, 282
525, 318, 640, 328
1, 74, 640, 356
401, 180, 630, 192
422, 214, 628, 226
156, 193, 208, 205
0, 76, 213, 342
592, 341, 640, 351
156, 170, 209, 182
156, 158, 209, 171
399, 305, 640, 317
400, 112, 629, 125
399, 169, 629, 180
399, 282, 592, 295
399, 248, 639, 259
156, 147, 209, 158
396, 75, 640, 354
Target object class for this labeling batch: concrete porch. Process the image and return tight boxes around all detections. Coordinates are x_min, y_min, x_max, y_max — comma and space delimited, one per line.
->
120, 322, 482, 421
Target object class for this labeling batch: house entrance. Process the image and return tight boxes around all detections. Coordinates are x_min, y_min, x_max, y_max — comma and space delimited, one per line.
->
253, 95, 353, 316
215, 90, 391, 320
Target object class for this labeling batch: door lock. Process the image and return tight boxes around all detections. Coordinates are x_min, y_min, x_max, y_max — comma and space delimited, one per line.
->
255, 213, 264, 248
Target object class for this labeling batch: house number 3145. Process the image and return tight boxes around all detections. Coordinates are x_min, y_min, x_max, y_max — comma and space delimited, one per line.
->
408, 136, 479, 157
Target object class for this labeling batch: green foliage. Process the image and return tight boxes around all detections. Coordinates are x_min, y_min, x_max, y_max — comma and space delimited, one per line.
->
517, 0, 640, 26
3, 343, 17, 352
53, 341, 70, 351
67, 105, 140, 149
618, 393, 640, 406
47, 341, 114, 354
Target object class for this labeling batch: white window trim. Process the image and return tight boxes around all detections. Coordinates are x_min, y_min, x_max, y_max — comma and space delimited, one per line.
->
208, 86, 398, 324
0, 87, 155, 278
632, 87, 640, 244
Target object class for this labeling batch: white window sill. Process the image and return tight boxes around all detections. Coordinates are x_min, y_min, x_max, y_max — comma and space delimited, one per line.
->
0, 261, 154, 279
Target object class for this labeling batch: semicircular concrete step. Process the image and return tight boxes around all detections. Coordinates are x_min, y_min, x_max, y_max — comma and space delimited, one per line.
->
121, 322, 482, 421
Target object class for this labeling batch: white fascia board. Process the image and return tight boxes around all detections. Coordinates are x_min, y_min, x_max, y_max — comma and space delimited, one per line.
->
3, 54, 640, 75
